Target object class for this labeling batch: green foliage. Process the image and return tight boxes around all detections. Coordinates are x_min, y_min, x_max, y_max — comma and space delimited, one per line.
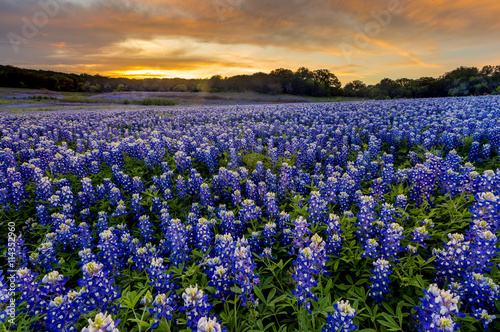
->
241, 152, 272, 171
173, 84, 188, 92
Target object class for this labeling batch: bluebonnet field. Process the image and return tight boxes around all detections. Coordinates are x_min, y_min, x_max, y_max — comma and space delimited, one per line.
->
1, 96, 500, 332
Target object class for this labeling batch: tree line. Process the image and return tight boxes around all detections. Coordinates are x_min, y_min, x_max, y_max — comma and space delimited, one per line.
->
1, 64, 499, 99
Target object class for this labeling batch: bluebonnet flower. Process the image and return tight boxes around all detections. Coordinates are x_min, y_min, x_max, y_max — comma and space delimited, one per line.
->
36, 240, 59, 270
89, 160, 100, 174
265, 192, 279, 218
108, 186, 123, 206
468, 228, 498, 273
409, 164, 435, 208
355, 196, 377, 246
469, 141, 480, 162
95, 211, 109, 235
78, 261, 120, 313
45, 289, 84, 332
150, 293, 177, 329
146, 257, 178, 296
249, 231, 261, 257
138, 215, 154, 243
432, 233, 471, 285
262, 222, 277, 247
78, 177, 96, 209
292, 234, 327, 312
322, 300, 358, 332
379, 222, 405, 261
367, 135, 380, 161
412, 226, 431, 249
325, 214, 343, 256
188, 168, 203, 196
260, 247, 275, 260
197, 316, 226, 332
97, 229, 124, 274
278, 162, 294, 200
176, 175, 188, 199
81, 312, 120, 332
130, 193, 145, 218
471, 307, 496, 329
219, 210, 244, 239
175, 150, 192, 173
292, 245, 320, 311
16, 268, 44, 315
208, 264, 233, 303
36, 176, 54, 202
132, 176, 146, 193
41, 270, 67, 295
179, 285, 212, 330
395, 194, 407, 218
291, 216, 311, 253
449, 272, 499, 311
111, 199, 127, 218
413, 284, 465, 332
165, 218, 191, 265
361, 238, 380, 259
78, 248, 97, 266
478, 170, 497, 192
9, 180, 27, 211
369, 258, 392, 304
309, 233, 329, 275
239, 199, 260, 224
469, 192, 499, 229
369, 177, 388, 202
381, 162, 395, 185
195, 218, 213, 252
200, 183, 214, 208
245, 179, 258, 202
232, 237, 259, 306
308, 191, 328, 224
369, 161, 379, 179
440, 169, 463, 198
132, 244, 158, 271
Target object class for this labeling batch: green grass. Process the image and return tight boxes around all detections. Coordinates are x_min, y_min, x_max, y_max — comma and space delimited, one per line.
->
124, 98, 176, 106
0, 98, 46, 105
277, 94, 369, 102
59, 96, 112, 103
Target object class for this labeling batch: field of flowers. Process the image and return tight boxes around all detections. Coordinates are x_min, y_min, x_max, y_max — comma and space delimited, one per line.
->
1, 96, 500, 332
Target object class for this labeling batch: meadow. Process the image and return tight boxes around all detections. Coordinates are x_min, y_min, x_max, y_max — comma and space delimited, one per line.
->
1, 96, 500, 332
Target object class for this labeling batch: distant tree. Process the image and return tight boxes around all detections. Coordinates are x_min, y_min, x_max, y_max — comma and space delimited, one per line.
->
173, 84, 188, 92
209, 75, 224, 92
270, 68, 294, 94
116, 84, 125, 92
313, 69, 341, 95
343, 80, 367, 97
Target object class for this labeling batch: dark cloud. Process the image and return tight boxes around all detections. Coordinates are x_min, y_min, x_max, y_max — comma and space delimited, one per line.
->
1, 0, 499, 83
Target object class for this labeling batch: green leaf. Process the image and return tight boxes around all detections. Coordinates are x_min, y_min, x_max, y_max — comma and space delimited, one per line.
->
253, 286, 266, 303
128, 318, 152, 328
379, 313, 401, 331
267, 287, 277, 304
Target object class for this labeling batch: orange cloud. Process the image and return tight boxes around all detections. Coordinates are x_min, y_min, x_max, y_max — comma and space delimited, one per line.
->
0, 0, 499, 84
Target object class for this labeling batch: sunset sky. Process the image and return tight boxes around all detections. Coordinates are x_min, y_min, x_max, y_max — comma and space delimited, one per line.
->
1, 0, 499, 84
